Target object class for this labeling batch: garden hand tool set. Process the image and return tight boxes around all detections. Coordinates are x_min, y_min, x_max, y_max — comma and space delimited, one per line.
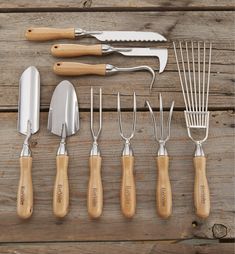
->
173, 41, 212, 219
146, 94, 174, 219
48, 80, 79, 218
17, 66, 40, 219
25, 27, 168, 91
18, 26, 213, 220
117, 92, 137, 218
88, 87, 103, 219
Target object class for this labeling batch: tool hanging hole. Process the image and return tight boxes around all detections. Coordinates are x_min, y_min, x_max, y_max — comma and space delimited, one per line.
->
28, 29, 32, 32
57, 63, 61, 66
192, 221, 198, 227
54, 46, 58, 48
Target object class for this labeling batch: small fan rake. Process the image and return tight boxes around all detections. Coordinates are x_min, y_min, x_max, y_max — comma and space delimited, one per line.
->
173, 41, 212, 218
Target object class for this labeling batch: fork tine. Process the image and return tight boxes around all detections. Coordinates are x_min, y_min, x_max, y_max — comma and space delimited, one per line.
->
159, 93, 164, 139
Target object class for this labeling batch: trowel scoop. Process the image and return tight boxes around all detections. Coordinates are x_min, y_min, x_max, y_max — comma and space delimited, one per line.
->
48, 80, 79, 218
17, 66, 40, 219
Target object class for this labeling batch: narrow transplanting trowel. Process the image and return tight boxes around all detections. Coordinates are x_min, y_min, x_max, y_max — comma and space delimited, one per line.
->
17, 66, 40, 219
48, 80, 79, 218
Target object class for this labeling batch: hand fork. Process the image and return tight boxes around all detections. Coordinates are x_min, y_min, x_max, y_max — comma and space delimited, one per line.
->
117, 92, 137, 218
88, 87, 103, 218
146, 94, 174, 218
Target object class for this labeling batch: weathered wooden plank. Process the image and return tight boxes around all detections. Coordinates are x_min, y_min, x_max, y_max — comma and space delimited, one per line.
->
0, 0, 234, 10
0, 242, 234, 254
0, 110, 234, 242
0, 12, 234, 110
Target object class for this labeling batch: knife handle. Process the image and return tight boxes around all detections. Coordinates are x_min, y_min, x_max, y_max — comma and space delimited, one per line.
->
17, 157, 33, 219
121, 155, 136, 218
53, 62, 106, 76
51, 44, 103, 57
53, 155, 69, 218
87, 156, 103, 219
25, 27, 75, 41
194, 156, 210, 218
156, 156, 172, 219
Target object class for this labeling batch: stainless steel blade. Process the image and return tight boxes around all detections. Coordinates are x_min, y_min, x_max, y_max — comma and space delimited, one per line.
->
118, 48, 168, 73
91, 31, 167, 42
48, 80, 79, 137
18, 66, 40, 135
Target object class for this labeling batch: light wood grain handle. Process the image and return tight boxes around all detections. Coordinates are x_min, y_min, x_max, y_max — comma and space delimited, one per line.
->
156, 156, 172, 219
87, 156, 103, 219
53, 62, 106, 76
53, 155, 69, 218
194, 156, 210, 218
17, 157, 33, 219
51, 44, 103, 57
25, 27, 75, 41
121, 156, 136, 218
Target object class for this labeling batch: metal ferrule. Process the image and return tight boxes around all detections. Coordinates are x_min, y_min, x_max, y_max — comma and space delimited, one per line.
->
105, 64, 118, 75
74, 28, 87, 37
57, 139, 67, 156
122, 140, 133, 156
101, 45, 131, 55
157, 141, 168, 156
20, 128, 32, 157
20, 144, 31, 157
194, 142, 205, 157
90, 141, 101, 156
101, 45, 114, 54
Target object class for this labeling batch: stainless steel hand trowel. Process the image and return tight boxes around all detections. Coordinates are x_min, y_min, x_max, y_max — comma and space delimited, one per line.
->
48, 80, 79, 218
17, 66, 40, 219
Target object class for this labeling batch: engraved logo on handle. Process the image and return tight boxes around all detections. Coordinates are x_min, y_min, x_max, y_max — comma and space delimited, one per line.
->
20, 186, 25, 205
57, 184, 63, 203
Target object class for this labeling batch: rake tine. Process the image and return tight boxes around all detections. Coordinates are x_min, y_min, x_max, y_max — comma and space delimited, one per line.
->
186, 41, 196, 126
173, 41, 188, 111
198, 41, 202, 127
180, 41, 192, 115
206, 42, 212, 113
191, 41, 199, 126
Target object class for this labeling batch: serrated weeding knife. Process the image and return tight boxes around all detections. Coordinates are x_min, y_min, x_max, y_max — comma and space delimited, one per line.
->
17, 66, 40, 219
48, 80, 79, 218
25, 27, 167, 42
51, 44, 168, 73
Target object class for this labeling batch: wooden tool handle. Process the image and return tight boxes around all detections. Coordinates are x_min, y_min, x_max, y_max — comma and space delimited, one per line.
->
156, 156, 172, 219
17, 157, 33, 219
53, 62, 106, 76
25, 27, 75, 41
121, 156, 136, 218
194, 156, 210, 218
53, 155, 69, 218
87, 156, 103, 219
51, 44, 103, 57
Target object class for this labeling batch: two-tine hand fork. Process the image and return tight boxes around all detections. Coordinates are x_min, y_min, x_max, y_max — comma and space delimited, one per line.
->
146, 94, 174, 218
173, 41, 212, 218
88, 87, 103, 218
117, 92, 137, 218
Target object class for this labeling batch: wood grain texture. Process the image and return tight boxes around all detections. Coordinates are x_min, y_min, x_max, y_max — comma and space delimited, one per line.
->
0, 111, 233, 242
0, 242, 234, 254
0, 12, 234, 110
0, 0, 234, 9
